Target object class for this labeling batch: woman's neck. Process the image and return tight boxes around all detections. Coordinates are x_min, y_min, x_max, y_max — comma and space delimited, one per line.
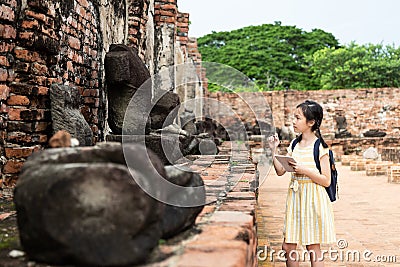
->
300, 131, 317, 144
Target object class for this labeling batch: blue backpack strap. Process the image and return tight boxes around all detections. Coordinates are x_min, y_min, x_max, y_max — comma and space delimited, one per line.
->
313, 139, 321, 173
291, 137, 300, 152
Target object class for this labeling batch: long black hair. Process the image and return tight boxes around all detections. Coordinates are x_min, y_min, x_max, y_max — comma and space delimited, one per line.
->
295, 100, 328, 148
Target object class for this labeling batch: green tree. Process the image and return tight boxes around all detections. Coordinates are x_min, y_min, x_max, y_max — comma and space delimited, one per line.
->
197, 22, 340, 91
307, 43, 400, 89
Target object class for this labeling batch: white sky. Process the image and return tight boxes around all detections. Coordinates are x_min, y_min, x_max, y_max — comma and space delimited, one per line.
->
178, 0, 399, 46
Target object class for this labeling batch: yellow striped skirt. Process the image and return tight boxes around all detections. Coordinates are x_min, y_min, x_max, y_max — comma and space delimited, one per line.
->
283, 177, 336, 245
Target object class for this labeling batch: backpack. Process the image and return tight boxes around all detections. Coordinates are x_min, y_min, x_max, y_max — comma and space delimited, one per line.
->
291, 138, 338, 202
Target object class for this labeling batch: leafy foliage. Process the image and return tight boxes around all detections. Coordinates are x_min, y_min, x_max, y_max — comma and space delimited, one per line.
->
307, 43, 400, 89
197, 22, 340, 91
198, 23, 400, 91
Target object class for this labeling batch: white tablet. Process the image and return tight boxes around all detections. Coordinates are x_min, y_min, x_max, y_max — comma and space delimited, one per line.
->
275, 155, 296, 172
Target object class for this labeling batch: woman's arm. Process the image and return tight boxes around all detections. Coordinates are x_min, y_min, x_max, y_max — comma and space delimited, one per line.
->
267, 134, 287, 176
272, 153, 287, 176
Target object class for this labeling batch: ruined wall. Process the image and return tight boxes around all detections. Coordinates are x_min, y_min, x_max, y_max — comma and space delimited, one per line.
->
283, 88, 400, 138
0, 0, 108, 187
209, 88, 400, 148
175, 12, 204, 121
0, 0, 206, 188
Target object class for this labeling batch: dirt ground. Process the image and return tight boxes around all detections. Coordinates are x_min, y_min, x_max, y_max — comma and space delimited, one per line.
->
0, 197, 26, 267
0, 197, 78, 267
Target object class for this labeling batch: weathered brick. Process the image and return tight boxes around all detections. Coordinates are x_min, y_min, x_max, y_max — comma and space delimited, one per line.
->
82, 89, 90, 97
7, 121, 49, 132
154, 15, 176, 24
0, 41, 15, 52
10, 83, 48, 96
0, 55, 10, 67
0, 115, 6, 128
21, 19, 39, 30
41, 25, 57, 39
3, 159, 24, 174
0, 84, 10, 100
7, 131, 30, 142
0, 4, 14, 22
14, 62, 30, 74
208, 211, 254, 230
90, 49, 97, 58
5, 146, 40, 159
25, 10, 47, 23
77, 0, 89, 8
8, 108, 23, 120
77, 5, 86, 17
128, 28, 138, 35
67, 61, 73, 72
30, 96, 50, 108
31, 62, 48, 75
31, 75, 47, 86
0, 24, 16, 39
2, 0, 17, 8
7, 95, 30, 106
156, 10, 176, 17
89, 79, 98, 87
0, 68, 8, 81
83, 96, 96, 105
31, 134, 47, 143
14, 47, 45, 63
0, 103, 8, 113
27, 0, 51, 15
7, 131, 47, 144
8, 108, 50, 121
47, 78, 61, 85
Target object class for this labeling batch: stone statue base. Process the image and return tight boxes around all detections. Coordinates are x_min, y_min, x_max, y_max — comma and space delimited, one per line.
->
106, 133, 191, 165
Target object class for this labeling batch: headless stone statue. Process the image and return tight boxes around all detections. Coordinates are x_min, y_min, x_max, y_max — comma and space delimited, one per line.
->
180, 108, 197, 135
335, 114, 352, 138
50, 84, 93, 146
105, 44, 151, 134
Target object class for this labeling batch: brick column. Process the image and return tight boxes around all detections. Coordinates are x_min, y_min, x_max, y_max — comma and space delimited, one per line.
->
127, 0, 150, 60
154, 0, 177, 92
176, 12, 189, 58
0, 0, 23, 188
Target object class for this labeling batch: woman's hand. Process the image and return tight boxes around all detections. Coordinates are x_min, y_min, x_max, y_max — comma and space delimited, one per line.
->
267, 133, 280, 154
288, 161, 309, 176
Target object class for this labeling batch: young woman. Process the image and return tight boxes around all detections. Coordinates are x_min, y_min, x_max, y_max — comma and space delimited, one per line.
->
268, 100, 336, 267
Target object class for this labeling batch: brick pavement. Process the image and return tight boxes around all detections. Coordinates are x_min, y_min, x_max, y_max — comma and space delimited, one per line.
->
257, 159, 400, 267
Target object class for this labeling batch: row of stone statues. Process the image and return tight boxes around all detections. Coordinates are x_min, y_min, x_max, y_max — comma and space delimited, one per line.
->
13, 44, 221, 266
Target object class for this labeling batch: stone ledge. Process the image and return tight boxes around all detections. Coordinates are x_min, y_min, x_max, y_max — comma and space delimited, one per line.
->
138, 141, 258, 267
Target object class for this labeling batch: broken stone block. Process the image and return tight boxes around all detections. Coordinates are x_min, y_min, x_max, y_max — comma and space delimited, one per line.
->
14, 143, 166, 266
161, 165, 205, 238
149, 90, 180, 129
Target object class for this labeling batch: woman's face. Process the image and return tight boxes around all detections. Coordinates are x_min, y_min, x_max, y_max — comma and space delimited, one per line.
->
292, 107, 313, 133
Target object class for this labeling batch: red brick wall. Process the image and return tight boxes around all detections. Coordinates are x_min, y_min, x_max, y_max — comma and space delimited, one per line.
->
127, 0, 150, 59
0, 0, 103, 187
0, 0, 207, 188
283, 88, 400, 138
176, 12, 189, 57
209, 88, 400, 139
155, 0, 177, 26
